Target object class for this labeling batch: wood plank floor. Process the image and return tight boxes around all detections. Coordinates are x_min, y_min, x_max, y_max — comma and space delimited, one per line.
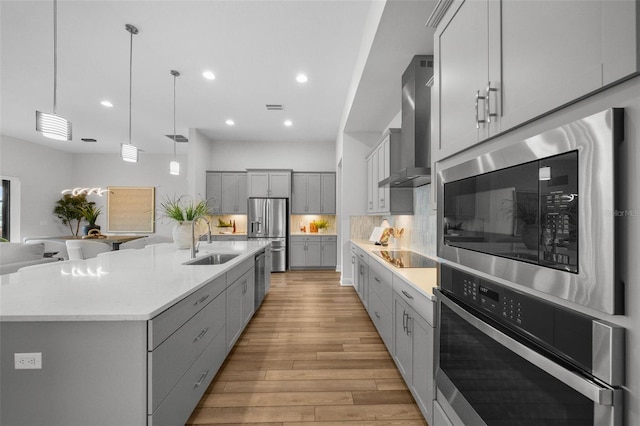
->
186, 270, 427, 426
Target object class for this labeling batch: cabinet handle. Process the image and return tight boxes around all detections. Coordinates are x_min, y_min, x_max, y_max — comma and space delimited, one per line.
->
375, 311, 380, 319
194, 327, 209, 342
194, 369, 210, 388
402, 311, 408, 333
194, 294, 210, 305
374, 277, 381, 283
401, 290, 414, 300
486, 81, 498, 123
406, 315, 412, 336
242, 279, 247, 294
475, 90, 486, 128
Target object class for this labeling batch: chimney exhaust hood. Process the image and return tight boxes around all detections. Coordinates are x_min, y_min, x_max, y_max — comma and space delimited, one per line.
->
379, 55, 433, 188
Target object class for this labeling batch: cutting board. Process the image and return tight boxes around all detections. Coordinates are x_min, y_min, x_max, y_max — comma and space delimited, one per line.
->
369, 227, 384, 243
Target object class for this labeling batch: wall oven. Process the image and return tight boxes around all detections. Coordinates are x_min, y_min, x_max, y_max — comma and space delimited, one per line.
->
435, 264, 624, 426
437, 108, 624, 314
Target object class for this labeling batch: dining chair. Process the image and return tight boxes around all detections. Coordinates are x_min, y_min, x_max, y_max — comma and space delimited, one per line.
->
66, 240, 111, 260
25, 239, 69, 260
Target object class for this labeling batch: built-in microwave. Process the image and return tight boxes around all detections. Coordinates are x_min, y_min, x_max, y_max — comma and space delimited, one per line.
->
437, 108, 624, 314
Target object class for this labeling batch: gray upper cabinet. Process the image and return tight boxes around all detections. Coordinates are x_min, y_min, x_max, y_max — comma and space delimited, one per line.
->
247, 169, 291, 198
292, 172, 336, 214
207, 172, 247, 214
320, 173, 336, 214
221, 173, 247, 214
434, 0, 640, 160
205, 172, 223, 214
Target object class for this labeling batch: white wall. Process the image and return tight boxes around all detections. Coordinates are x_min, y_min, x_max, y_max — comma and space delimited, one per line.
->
188, 129, 213, 200
207, 139, 336, 171
0, 135, 73, 240
72, 152, 188, 238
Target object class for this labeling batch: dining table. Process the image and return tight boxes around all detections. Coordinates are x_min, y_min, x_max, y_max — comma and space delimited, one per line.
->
41, 235, 147, 251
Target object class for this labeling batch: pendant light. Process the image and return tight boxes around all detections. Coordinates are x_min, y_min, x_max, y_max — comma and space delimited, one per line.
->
36, 0, 72, 141
121, 24, 139, 162
169, 70, 180, 175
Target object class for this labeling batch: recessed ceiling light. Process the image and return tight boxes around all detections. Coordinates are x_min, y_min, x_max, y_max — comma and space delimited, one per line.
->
202, 71, 216, 80
296, 73, 308, 83
284, 120, 293, 127
100, 100, 113, 107
226, 119, 235, 126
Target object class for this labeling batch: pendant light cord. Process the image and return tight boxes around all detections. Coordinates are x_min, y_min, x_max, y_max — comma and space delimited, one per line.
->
128, 28, 133, 145
173, 73, 177, 158
53, 0, 58, 114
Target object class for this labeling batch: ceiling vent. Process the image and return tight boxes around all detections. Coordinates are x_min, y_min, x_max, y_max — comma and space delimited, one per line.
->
81, 138, 97, 143
266, 104, 284, 111
165, 134, 189, 143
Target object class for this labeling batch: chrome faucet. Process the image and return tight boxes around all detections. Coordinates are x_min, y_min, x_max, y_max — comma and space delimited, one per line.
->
190, 217, 212, 258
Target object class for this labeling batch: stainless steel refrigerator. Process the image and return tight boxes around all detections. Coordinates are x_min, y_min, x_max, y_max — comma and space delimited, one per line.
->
247, 197, 288, 272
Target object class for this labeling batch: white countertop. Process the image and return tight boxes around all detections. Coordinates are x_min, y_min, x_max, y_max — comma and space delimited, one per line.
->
0, 241, 269, 322
351, 240, 439, 300
290, 232, 337, 236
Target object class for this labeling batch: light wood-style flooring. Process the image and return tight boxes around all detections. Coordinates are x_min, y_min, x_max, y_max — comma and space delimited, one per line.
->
186, 270, 427, 425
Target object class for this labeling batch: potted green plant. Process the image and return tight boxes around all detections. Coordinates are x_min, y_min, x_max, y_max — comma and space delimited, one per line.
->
313, 219, 329, 233
160, 195, 211, 249
78, 204, 102, 236
53, 194, 89, 236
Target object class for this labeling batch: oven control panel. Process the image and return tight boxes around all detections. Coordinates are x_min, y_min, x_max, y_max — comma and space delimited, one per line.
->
457, 273, 523, 324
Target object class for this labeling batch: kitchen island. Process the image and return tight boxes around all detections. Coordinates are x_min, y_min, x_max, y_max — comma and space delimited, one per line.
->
0, 241, 270, 426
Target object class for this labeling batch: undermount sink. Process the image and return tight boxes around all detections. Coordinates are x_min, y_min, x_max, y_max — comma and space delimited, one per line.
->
183, 253, 239, 266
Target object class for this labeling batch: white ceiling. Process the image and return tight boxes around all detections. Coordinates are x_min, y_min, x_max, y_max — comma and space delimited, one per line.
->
1, 0, 435, 156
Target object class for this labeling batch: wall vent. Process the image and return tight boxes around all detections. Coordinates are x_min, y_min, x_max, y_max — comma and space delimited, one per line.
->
266, 104, 284, 111
165, 134, 189, 143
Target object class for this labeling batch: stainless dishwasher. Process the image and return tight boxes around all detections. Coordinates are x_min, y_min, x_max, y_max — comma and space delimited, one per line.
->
254, 250, 267, 309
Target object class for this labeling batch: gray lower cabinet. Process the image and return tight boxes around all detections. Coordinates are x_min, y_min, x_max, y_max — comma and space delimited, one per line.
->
352, 244, 369, 309
392, 275, 435, 426
290, 235, 336, 269
226, 259, 255, 352
367, 258, 393, 351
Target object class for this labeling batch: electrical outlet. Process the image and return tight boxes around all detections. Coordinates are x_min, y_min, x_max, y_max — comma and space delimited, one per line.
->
14, 353, 42, 369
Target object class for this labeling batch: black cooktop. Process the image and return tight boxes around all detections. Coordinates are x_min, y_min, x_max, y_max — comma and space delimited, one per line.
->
374, 250, 438, 268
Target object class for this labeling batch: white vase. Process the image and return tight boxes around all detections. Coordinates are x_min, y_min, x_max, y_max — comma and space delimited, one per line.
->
172, 221, 193, 249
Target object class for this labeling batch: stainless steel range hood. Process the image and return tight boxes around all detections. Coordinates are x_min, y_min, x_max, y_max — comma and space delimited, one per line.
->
379, 55, 433, 188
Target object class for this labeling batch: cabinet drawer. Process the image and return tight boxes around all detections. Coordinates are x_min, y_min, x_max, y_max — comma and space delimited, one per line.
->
368, 290, 392, 351
148, 327, 226, 426
352, 245, 368, 265
226, 257, 253, 284
148, 292, 225, 413
393, 275, 434, 326
369, 260, 393, 310
321, 235, 337, 242
148, 275, 226, 349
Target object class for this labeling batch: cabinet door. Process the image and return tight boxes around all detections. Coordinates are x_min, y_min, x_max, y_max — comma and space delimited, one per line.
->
306, 241, 322, 267
221, 173, 237, 214
393, 294, 412, 383
291, 173, 308, 214
320, 173, 336, 214
410, 308, 434, 425
370, 150, 379, 212
225, 278, 244, 352
500, 1, 604, 133
289, 241, 306, 268
306, 174, 322, 213
241, 271, 255, 327
236, 173, 247, 214
377, 141, 389, 213
321, 241, 336, 267
437, 0, 490, 158
206, 172, 222, 214
268, 172, 291, 198
248, 172, 269, 198
366, 156, 375, 213
357, 260, 369, 309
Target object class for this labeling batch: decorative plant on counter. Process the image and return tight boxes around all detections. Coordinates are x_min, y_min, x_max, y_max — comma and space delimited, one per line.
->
160, 195, 211, 249
160, 195, 210, 223
313, 219, 328, 230
78, 203, 102, 235
53, 193, 90, 236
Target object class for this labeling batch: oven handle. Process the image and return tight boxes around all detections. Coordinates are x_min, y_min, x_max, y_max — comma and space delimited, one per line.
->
436, 289, 616, 406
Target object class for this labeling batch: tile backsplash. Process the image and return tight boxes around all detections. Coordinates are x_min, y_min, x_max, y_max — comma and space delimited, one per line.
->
350, 184, 437, 256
